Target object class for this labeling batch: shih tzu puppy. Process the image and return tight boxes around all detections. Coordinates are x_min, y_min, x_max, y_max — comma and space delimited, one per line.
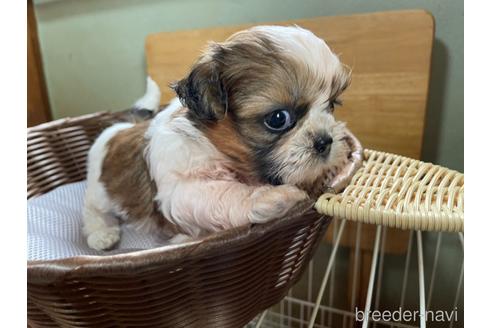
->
83, 25, 359, 251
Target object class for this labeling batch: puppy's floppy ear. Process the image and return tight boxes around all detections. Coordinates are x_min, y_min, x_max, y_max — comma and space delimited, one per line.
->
172, 45, 228, 121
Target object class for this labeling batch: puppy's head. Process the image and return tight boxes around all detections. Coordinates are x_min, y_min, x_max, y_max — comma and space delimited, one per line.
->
173, 25, 352, 196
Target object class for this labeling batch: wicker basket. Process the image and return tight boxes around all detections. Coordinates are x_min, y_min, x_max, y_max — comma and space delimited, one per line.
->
27, 112, 332, 328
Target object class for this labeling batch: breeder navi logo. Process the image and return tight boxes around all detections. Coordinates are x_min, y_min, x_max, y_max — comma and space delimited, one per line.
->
355, 307, 459, 323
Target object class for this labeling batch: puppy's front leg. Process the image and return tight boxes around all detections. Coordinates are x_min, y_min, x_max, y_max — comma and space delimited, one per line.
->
165, 180, 311, 235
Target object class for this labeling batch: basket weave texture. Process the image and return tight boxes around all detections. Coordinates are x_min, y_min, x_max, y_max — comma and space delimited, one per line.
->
316, 149, 464, 232
27, 112, 329, 328
28, 112, 116, 199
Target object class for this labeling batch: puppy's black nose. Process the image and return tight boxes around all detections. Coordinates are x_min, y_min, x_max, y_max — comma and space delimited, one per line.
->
314, 135, 333, 154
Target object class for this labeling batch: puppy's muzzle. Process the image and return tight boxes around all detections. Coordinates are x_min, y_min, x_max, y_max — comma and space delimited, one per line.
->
313, 134, 333, 156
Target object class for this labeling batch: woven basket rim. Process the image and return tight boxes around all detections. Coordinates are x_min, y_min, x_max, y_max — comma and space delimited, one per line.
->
28, 204, 319, 282
27, 111, 112, 133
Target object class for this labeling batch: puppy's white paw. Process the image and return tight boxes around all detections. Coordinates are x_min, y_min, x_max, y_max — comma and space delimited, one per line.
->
168, 233, 192, 244
249, 185, 310, 224
87, 228, 120, 251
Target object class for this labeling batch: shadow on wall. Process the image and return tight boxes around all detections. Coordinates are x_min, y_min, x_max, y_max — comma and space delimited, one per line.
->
421, 39, 448, 165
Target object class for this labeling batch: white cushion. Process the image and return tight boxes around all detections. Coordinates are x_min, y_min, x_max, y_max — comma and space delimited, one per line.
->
27, 181, 162, 261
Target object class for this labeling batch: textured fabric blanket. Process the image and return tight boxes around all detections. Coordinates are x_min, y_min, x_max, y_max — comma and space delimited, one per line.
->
27, 181, 168, 261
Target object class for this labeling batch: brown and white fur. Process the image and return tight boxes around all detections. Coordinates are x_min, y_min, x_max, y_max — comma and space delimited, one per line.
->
83, 26, 352, 251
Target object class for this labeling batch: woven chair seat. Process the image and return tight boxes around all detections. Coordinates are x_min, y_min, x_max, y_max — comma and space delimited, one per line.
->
315, 149, 464, 232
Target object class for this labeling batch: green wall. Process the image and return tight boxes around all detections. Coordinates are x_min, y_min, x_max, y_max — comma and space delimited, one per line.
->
33, 0, 463, 171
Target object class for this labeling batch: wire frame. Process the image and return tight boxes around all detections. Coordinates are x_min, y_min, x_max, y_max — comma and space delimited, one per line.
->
249, 224, 464, 328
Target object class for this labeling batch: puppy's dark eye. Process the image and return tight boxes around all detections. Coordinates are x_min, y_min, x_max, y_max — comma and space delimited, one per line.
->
264, 109, 293, 132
